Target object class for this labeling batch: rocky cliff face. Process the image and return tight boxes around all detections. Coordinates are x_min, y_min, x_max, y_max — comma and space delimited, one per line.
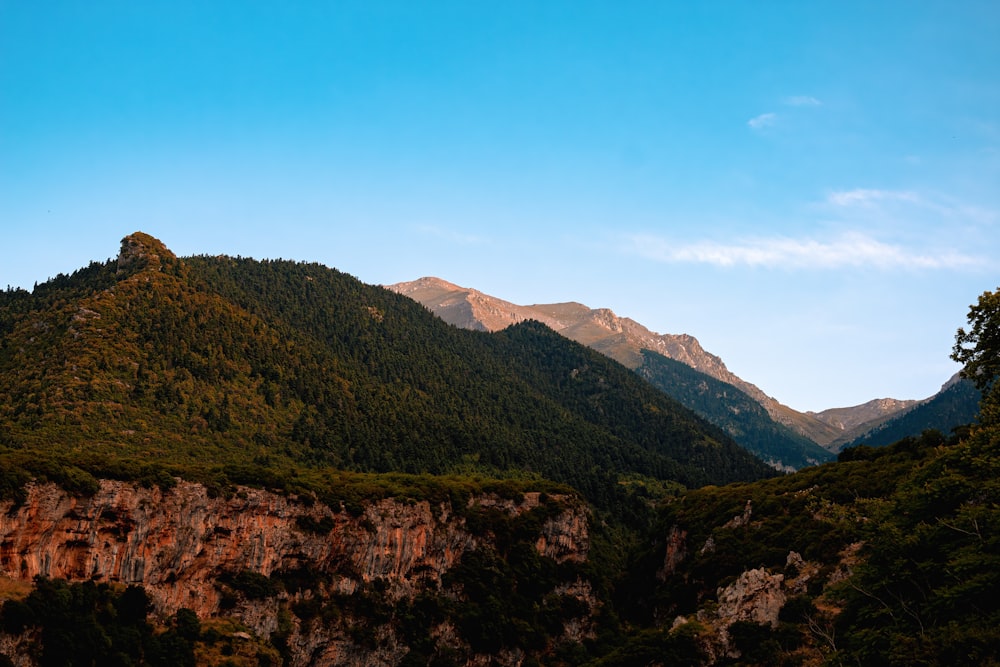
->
0, 480, 593, 666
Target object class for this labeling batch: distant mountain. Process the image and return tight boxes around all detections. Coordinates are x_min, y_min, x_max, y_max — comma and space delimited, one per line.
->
389, 277, 762, 382
806, 397, 920, 451
810, 397, 920, 433
389, 277, 853, 458
836, 374, 981, 450
0, 233, 775, 516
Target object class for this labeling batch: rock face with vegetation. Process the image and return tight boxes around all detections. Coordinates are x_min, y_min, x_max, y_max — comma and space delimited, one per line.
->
0, 480, 594, 666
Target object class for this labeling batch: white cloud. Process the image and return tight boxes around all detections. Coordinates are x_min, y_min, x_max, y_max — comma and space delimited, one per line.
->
747, 112, 777, 130
784, 95, 822, 107
623, 231, 983, 271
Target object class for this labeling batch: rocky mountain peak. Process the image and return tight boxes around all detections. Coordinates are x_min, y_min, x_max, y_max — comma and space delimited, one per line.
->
116, 231, 177, 278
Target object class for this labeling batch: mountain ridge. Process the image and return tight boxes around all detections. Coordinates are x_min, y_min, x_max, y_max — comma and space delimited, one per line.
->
389, 277, 915, 447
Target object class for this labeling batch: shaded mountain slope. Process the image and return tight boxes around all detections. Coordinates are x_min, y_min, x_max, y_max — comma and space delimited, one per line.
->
635, 350, 833, 470
0, 233, 774, 515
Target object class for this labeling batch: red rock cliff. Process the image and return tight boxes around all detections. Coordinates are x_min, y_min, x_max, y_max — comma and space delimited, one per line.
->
0, 480, 593, 666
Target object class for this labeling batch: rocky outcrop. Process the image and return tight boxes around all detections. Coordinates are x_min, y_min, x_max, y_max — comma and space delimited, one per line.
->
0, 480, 593, 666
116, 231, 178, 277
657, 525, 688, 580
714, 568, 786, 628
659, 509, 841, 662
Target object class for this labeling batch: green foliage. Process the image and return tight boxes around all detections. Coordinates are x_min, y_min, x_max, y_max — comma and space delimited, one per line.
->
583, 622, 708, 666
0, 578, 197, 667
953, 288, 1000, 431
952, 287, 1000, 394
832, 425, 1000, 665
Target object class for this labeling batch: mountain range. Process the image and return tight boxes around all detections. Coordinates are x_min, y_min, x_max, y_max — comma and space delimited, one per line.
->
1, 233, 995, 666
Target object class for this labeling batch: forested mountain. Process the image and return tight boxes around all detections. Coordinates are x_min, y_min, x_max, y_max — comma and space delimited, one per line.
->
0, 232, 773, 515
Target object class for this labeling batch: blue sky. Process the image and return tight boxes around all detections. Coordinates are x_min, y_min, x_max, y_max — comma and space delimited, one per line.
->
2, 2, 998, 412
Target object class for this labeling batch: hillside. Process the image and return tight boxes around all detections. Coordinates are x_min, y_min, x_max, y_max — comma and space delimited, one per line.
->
601, 288, 1000, 665
607, 421, 1000, 665
0, 233, 773, 514
390, 277, 845, 460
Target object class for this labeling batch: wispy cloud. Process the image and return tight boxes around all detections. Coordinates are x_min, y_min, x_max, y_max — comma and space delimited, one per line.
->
825, 188, 998, 225
827, 188, 921, 207
623, 231, 983, 271
747, 112, 777, 131
784, 95, 822, 107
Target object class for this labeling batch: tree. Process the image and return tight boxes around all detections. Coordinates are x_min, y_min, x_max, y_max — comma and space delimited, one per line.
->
953, 288, 1000, 391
